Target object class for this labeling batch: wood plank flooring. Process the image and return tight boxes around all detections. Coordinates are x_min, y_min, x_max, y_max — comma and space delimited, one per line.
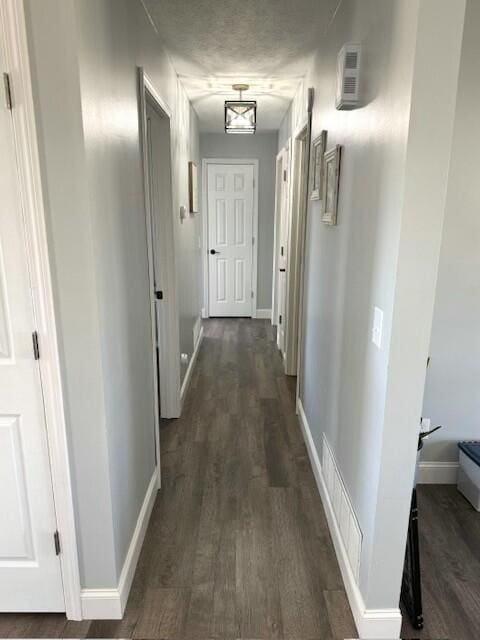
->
401, 484, 480, 640
0, 319, 356, 639
2, 319, 479, 639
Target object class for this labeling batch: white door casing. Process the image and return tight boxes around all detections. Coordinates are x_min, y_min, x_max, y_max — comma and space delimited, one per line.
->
207, 163, 255, 317
0, 50, 64, 611
284, 124, 309, 377
139, 69, 181, 424
271, 153, 282, 326
276, 144, 290, 353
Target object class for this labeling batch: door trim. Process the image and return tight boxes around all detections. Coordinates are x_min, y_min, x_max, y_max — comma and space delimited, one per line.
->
272, 143, 290, 327
138, 67, 182, 433
1, 0, 81, 619
284, 121, 309, 376
271, 149, 283, 326
202, 158, 259, 318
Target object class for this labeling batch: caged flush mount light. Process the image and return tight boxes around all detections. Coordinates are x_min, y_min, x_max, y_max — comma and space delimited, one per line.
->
224, 84, 256, 134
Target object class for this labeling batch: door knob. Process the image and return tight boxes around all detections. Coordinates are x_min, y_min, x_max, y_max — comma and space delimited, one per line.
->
210, 249, 219, 255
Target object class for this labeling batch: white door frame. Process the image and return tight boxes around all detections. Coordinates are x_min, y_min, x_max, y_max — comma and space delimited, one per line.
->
271, 142, 291, 327
294, 117, 313, 403
138, 68, 182, 437
202, 158, 259, 318
1, 0, 81, 619
271, 149, 283, 326
284, 121, 309, 376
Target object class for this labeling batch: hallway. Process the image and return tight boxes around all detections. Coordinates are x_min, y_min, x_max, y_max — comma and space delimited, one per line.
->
0, 319, 356, 639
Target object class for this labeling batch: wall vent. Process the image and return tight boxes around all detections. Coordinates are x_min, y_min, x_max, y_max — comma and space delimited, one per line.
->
336, 44, 362, 110
322, 434, 362, 581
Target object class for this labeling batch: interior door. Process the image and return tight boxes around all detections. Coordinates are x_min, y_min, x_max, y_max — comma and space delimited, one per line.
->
208, 164, 254, 317
0, 66, 64, 609
146, 103, 162, 408
277, 147, 289, 352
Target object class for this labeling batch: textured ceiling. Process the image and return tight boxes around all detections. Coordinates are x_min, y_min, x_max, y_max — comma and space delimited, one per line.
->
143, 0, 341, 132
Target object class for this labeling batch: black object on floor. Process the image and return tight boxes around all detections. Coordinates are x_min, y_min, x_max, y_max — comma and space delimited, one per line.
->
401, 487, 423, 630
401, 425, 442, 630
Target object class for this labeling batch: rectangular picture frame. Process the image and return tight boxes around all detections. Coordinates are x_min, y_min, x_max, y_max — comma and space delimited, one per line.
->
322, 145, 342, 225
309, 130, 328, 201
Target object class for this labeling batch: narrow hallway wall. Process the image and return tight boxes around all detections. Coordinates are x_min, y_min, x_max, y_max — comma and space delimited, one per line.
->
25, 0, 202, 589
281, 0, 466, 630
280, 0, 421, 606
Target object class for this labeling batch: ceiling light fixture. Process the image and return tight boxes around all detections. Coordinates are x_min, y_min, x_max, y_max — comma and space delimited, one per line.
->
224, 84, 256, 134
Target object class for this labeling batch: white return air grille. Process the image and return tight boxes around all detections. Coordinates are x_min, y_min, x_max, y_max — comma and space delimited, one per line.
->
322, 434, 362, 581
336, 43, 362, 110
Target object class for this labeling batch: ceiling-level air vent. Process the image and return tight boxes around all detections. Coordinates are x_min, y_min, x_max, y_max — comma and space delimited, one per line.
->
336, 43, 362, 110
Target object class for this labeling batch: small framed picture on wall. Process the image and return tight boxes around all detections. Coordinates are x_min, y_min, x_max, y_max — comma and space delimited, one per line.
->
322, 145, 342, 226
309, 130, 327, 201
188, 161, 198, 214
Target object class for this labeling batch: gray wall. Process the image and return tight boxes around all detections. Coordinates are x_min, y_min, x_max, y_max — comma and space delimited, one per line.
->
26, 0, 201, 588
200, 133, 278, 311
422, 0, 480, 463
277, 105, 292, 152
298, 1, 418, 607
288, 0, 466, 612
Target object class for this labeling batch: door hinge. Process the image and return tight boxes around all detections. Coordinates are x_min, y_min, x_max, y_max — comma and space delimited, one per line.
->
3, 72, 12, 110
252, 237, 255, 246
32, 331, 40, 360
251, 290, 254, 299
279, 314, 282, 324
283, 169, 287, 182
253, 179, 255, 189
280, 245, 284, 257
54, 530, 61, 555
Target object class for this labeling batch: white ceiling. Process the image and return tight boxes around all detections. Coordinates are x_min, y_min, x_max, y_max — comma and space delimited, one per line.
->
143, 0, 341, 132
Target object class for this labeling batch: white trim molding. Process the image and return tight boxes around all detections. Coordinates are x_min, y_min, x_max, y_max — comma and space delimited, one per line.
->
256, 308, 272, 320
418, 461, 459, 484
271, 148, 285, 328
202, 158, 259, 318
81, 467, 159, 619
284, 122, 309, 377
139, 68, 181, 425
180, 322, 204, 405
296, 399, 403, 640
1, 0, 82, 619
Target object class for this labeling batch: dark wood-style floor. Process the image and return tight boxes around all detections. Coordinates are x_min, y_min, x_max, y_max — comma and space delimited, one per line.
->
401, 484, 480, 640
0, 319, 356, 639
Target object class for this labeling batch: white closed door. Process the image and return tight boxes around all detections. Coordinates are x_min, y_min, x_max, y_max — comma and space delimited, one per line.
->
208, 164, 254, 317
0, 68, 64, 610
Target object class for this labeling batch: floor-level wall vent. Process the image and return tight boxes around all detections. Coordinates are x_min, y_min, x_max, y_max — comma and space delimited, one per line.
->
321, 434, 362, 581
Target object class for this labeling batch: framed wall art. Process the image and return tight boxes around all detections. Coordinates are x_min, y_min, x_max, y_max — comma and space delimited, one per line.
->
309, 130, 327, 201
322, 145, 342, 225
188, 161, 199, 214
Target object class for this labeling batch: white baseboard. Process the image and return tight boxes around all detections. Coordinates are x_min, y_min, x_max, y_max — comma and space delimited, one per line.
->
296, 399, 402, 640
80, 588, 123, 620
193, 315, 202, 347
180, 323, 204, 405
255, 308, 272, 319
418, 461, 459, 484
80, 467, 159, 619
201, 307, 207, 319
